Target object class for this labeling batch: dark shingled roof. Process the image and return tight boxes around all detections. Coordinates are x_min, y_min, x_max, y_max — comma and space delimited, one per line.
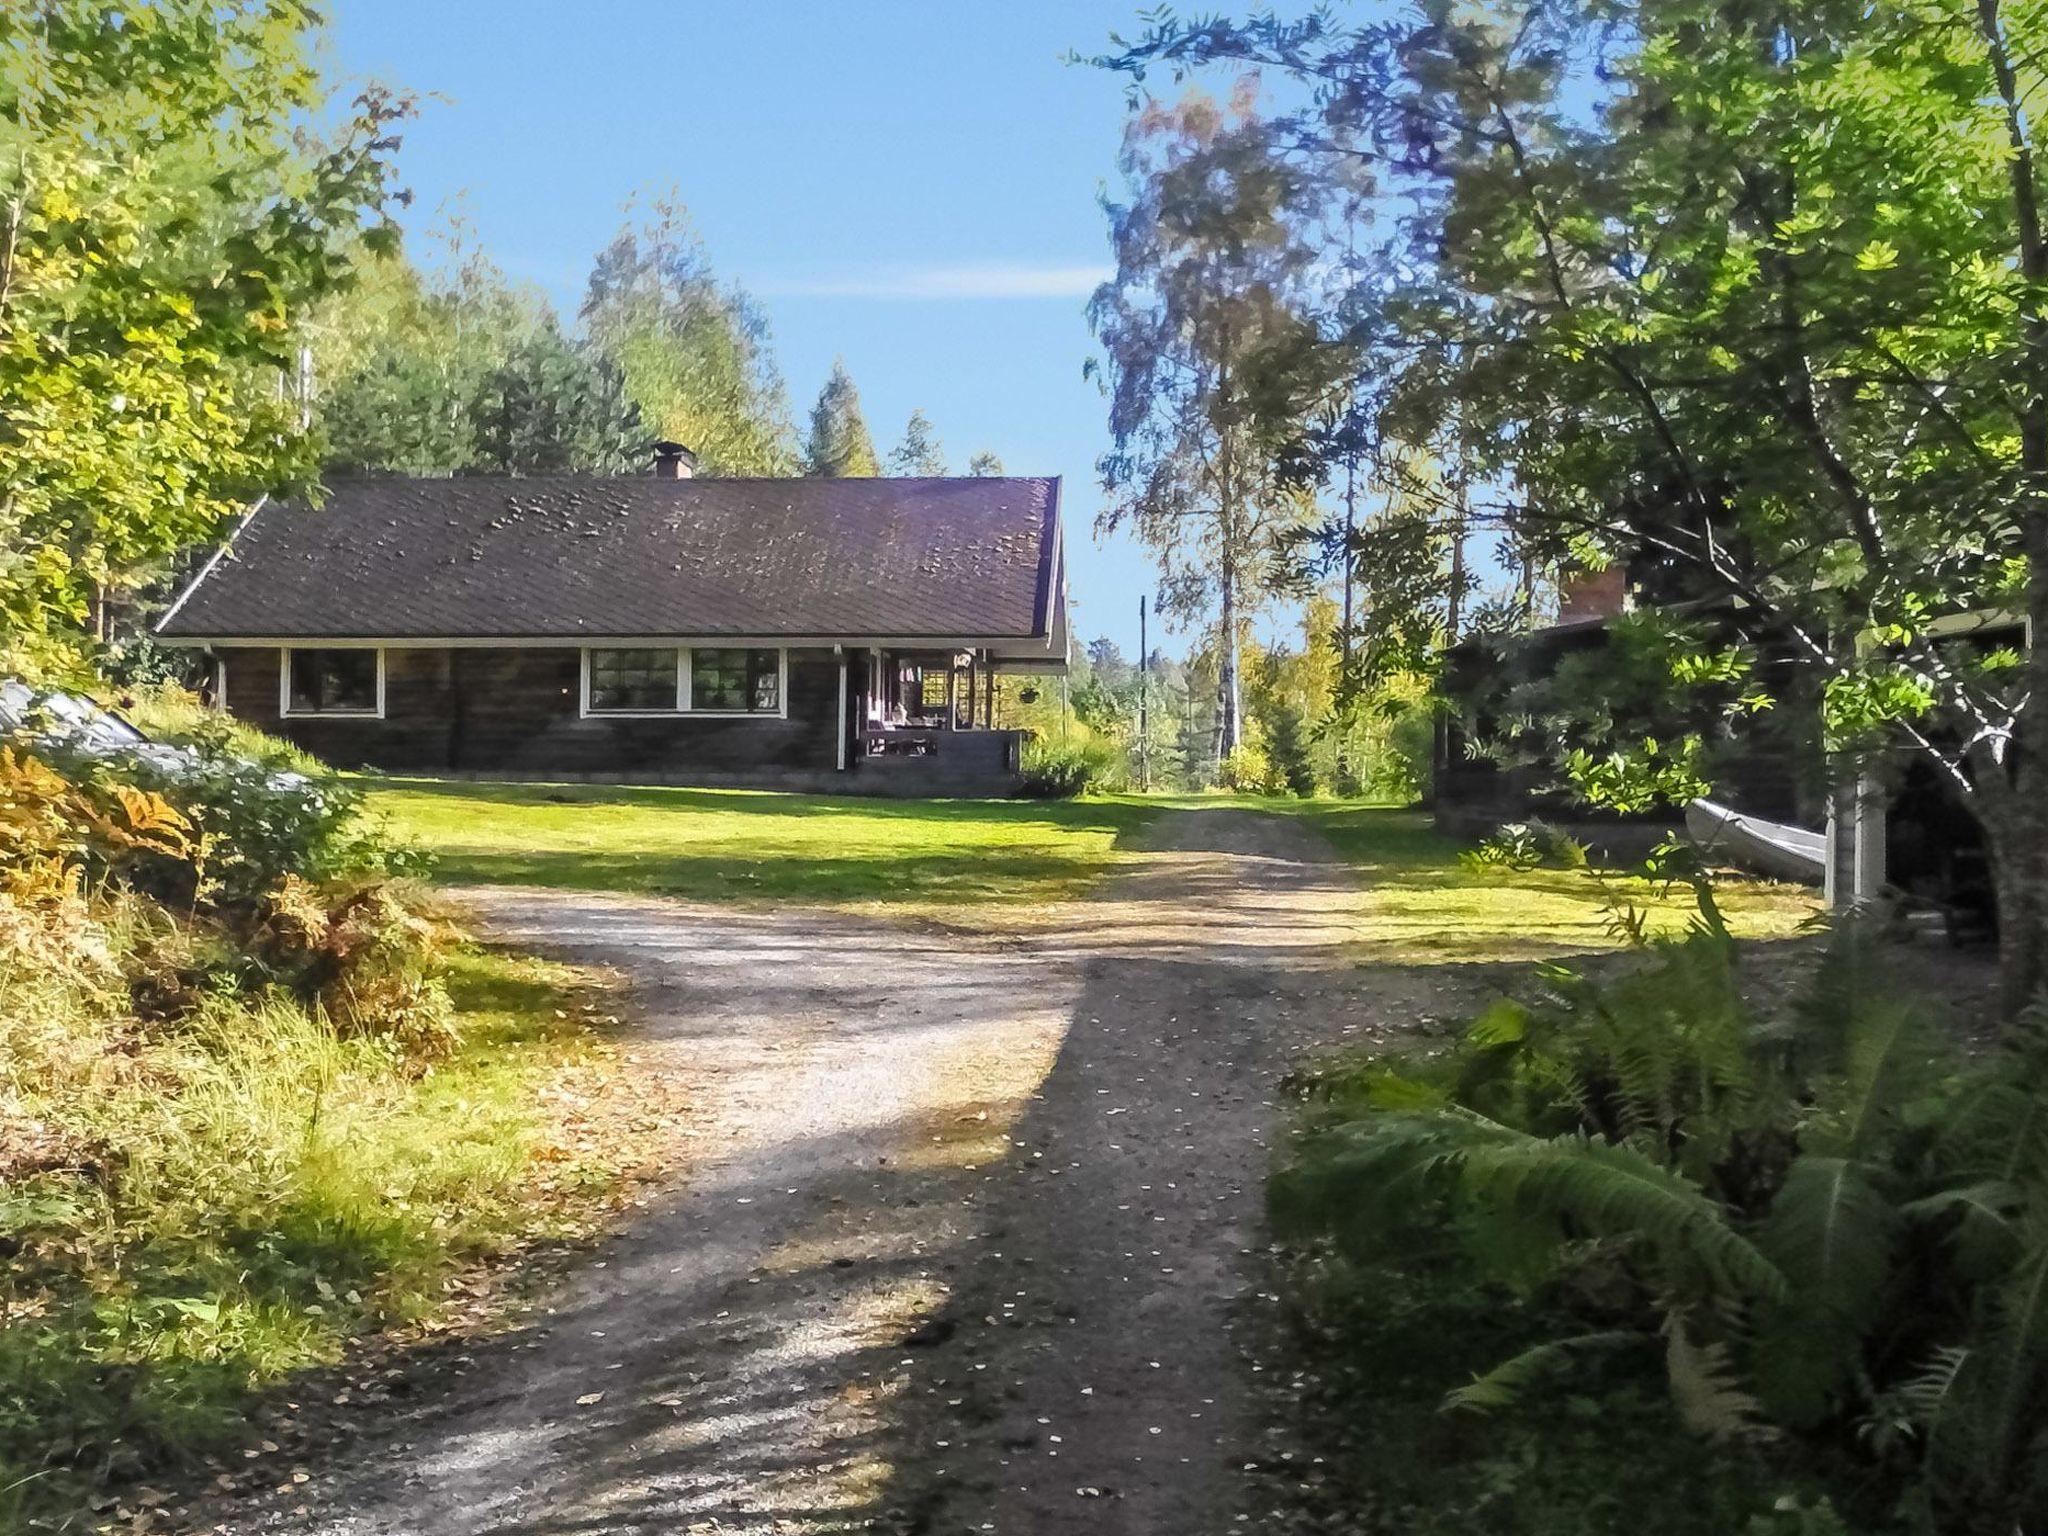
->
157, 475, 1063, 642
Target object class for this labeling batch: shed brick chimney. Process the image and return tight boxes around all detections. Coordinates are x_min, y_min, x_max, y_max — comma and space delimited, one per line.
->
1556, 563, 1627, 622
651, 441, 698, 479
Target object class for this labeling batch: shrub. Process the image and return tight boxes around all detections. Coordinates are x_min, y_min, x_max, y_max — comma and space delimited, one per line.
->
1280, 903, 2048, 1532
254, 875, 457, 1055
1019, 736, 1113, 798
1221, 736, 1285, 795
116, 679, 325, 778
1462, 819, 1589, 873
10, 691, 414, 905
1376, 701, 1436, 801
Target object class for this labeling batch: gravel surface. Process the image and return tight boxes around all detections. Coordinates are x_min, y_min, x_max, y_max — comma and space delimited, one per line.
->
184, 807, 1489, 1536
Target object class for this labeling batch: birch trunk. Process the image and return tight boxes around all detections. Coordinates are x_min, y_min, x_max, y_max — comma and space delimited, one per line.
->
1216, 544, 1242, 764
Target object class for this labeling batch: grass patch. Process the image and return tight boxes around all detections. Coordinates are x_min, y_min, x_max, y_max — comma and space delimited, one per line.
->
0, 935, 637, 1528
1287, 802, 1818, 960
362, 777, 1158, 909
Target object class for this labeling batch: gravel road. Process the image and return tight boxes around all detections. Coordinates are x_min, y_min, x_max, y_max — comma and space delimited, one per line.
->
190, 807, 1456, 1536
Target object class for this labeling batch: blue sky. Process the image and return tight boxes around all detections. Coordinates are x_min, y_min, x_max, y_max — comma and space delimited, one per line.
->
321, 0, 1188, 656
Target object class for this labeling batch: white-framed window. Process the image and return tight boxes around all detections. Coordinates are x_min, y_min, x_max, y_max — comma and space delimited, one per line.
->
585, 647, 682, 714
579, 647, 787, 719
280, 647, 384, 718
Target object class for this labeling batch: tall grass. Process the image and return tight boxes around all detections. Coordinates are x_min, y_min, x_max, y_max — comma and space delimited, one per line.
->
1, 917, 617, 1526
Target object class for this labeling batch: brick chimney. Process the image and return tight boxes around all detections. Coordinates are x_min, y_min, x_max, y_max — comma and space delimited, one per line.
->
650, 441, 698, 479
1556, 563, 1627, 622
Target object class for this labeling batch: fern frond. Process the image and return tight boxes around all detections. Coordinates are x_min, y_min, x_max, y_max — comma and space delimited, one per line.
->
1758, 1154, 1899, 1330
1452, 1122, 1788, 1302
1443, 1330, 1647, 1414
1900, 1181, 2023, 1278
1940, 1021, 2048, 1188
1746, 1153, 1900, 1424
1863, 1343, 1972, 1455
1665, 1309, 1773, 1444
1984, 1215, 2048, 1486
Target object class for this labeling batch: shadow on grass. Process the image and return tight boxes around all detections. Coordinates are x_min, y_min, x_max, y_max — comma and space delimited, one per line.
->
363, 776, 1161, 907
428, 848, 1131, 905
364, 775, 1156, 840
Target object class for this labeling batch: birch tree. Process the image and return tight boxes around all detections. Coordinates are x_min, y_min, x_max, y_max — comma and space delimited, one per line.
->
1090, 83, 1332, 764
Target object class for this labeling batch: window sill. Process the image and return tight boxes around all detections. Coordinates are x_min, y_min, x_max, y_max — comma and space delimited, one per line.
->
583, 709, 786, 720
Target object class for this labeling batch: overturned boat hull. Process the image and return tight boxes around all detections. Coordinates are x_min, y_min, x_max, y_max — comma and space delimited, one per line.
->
1685, 799, 1826, 885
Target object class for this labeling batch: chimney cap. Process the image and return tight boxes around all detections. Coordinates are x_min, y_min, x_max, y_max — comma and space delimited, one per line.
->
650, 440, 698, 478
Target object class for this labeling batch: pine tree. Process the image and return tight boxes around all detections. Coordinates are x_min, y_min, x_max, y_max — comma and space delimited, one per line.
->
804, 360, 881, 476
966, 450, 1005, 476
887, 410, 948, 475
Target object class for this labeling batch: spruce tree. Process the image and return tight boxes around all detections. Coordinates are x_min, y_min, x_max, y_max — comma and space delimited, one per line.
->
804, 360, 881, 476
887, 410, 948, 475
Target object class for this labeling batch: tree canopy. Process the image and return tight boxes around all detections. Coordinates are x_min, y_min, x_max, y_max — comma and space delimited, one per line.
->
1098, 0, 2048, 1009
0, 0, 405, 640
1090, 81, 1339, 760
887, 409, 948, 475
315, 242, 641, 476
580, 197, 796, 475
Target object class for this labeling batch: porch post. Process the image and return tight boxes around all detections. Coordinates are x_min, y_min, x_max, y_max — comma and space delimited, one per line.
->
1825, 761, 1887, 910
835, 646, 848, 772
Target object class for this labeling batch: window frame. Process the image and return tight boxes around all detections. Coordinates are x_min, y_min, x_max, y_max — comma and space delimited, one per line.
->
279, 646, 385, 720
578, 646, 788, 720
581, 646, 686, 717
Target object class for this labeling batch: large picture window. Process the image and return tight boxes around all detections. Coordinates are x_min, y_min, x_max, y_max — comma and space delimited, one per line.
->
587, 648, 681, 713
282, 648, 382, 717
690, 649, 781, 714
580, 647, 784, 717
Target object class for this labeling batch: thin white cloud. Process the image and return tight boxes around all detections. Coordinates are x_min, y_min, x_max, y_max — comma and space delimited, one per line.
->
758, 261, 1112, 301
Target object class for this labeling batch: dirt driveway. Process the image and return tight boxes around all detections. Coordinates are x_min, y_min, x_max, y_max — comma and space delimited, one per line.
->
195, 808, 1484, 1535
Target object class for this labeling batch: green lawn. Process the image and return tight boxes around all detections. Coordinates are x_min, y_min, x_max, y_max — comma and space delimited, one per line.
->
363, 777, 1158, 909
1286, 802, 1820, 961
367, 781, 1819, 957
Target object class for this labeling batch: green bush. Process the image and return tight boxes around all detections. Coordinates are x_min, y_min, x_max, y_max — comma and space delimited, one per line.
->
1280, 901, 2048, 1533
1019, 736, 1113, 798
0, 711, 606, 1523
1463, 819, 1589, 873
17, 693, 416, 905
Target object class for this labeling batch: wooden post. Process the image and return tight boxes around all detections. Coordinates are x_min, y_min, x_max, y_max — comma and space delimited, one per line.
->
835, 647, 848, 772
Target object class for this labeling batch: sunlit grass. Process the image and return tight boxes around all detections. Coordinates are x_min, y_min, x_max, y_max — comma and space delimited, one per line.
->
366, 780, 1817, 958
362, 777, 1158, 909
0, 940, 634, 1520
1285, 801, 1820, 963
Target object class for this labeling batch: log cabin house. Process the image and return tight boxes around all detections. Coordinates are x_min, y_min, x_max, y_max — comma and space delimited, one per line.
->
154, 446, 1070, 795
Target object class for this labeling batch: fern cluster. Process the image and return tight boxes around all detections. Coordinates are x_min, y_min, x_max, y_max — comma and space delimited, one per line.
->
1281, 909, 2048, 1531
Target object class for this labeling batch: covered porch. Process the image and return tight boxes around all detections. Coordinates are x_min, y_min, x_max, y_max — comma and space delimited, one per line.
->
851, 647, 1029, 794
